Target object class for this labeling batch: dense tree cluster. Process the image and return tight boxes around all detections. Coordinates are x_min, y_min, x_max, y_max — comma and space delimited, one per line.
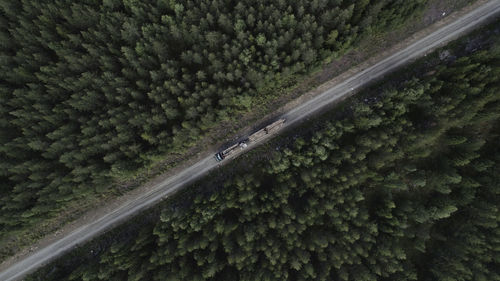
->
0, 0, 428, 240
29, 26, 500, 281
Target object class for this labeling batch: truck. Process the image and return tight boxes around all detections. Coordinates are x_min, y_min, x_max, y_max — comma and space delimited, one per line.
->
215, 118, 286, 162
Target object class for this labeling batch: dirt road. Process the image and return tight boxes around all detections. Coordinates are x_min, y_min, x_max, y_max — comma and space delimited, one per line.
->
1, 1, 499, 280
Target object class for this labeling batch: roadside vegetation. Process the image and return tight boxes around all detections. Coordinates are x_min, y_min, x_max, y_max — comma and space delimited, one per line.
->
27, 18, 500, 281
0, 0, 434, 258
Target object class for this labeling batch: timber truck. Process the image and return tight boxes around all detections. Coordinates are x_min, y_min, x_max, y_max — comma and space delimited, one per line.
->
215, 118, 286, 162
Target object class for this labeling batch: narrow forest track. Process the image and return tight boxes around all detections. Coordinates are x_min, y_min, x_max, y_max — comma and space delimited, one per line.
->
1, 1, 500, 280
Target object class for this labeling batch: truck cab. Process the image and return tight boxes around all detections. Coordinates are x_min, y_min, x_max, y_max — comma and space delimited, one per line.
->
215, 152, 224, 162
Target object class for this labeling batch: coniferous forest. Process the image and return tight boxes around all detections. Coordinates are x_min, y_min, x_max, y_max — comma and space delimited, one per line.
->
0, 0, 430, 245
27, 20, 500, 281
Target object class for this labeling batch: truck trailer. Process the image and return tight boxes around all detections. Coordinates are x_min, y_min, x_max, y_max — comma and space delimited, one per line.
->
215, 118, 286, 162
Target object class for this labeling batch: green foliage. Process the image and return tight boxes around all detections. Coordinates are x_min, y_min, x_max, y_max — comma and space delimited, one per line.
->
28, 22, 500, 281
0, 0, 429, 242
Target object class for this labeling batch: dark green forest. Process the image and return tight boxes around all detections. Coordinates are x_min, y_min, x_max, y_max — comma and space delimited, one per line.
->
28, 22, 500, 281
0, 0, 429, 245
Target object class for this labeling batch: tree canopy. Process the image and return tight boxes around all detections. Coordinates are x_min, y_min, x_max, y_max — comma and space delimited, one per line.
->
26, 20, 500, 281
0, 0, 430, 245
